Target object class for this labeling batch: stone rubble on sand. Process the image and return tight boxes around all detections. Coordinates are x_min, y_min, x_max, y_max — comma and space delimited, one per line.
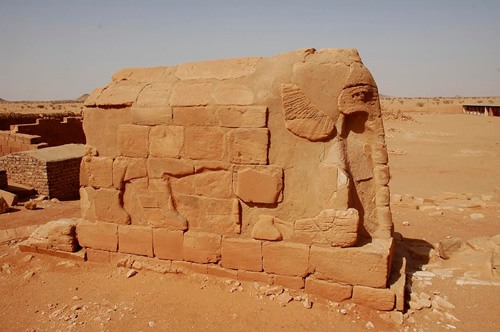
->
126, 269, 137, 278
1, 263, 12, 274
0, 197, 9, 214
22, 254, 34, 262
24, 200, 37, 210
23, 270, 35, 281
469, 213, 484, 220
277, 292, 293, 307
391, 191, 499, 212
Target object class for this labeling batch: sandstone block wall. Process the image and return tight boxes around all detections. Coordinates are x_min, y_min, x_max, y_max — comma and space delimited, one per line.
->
0, 144, 86, 199
0, 153, 49, 193
80, 48, 395, 309
0, 130, 47, 157
0, 117, 84, 157
12, 117, 85, 147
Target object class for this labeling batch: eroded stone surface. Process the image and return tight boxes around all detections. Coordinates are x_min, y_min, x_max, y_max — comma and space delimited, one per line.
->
281, 84, 335, 141
80, 49, 394, 305
0, 196, 10, 214
175, 57, 261, 80
235, 166, 283, 204
149, 126, 184, 158
352, 286, 395, 311
175, 195, 240, 234
77, 220, 118, 252
183, 232, 222, 263
24, 219, 79, 252
96, 81, 147, 107
309, 239, 393, 288
221, 238, 262, 271
252, 215, 283, 241
294, 208, 359, 247
305, 278, 352, 302
228, 128, 268, 165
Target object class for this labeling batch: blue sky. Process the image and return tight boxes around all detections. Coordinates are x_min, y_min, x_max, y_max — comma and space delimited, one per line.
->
0, 0, 499, 100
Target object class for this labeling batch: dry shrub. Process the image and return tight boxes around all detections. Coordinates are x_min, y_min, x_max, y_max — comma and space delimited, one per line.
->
382, 110, 415, 122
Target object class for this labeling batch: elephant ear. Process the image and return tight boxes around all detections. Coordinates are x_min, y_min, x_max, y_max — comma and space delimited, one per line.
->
281, 84, 335, 141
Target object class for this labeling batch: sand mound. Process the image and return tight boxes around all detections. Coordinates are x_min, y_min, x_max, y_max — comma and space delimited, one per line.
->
75, 94, 89, 102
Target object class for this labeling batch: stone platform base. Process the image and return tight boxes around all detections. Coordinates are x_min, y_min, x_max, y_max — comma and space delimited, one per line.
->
18, 218, 407, 312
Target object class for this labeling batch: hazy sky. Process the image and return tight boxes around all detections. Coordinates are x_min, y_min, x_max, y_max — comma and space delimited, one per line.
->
1, 0, 499, 100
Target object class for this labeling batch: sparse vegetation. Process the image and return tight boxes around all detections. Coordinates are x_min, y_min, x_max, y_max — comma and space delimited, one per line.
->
380, 96, 500, 115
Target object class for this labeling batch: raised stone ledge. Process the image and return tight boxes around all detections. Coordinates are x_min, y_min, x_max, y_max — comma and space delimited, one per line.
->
309, 239, 393, 288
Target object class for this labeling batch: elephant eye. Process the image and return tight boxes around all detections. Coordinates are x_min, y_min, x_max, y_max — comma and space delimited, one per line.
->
351, 88, 372, 102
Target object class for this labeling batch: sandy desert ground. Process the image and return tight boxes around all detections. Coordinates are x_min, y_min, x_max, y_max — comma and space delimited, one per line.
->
0, 99, 84, 115
381, 96, 500, 114
0, 98, 499, 331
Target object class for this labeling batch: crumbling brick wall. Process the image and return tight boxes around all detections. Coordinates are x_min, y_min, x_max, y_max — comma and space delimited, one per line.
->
12, 117, 85, 147
46, 158, 83, 200
78, 49, 397, 310
0, 131, 47, 157
0, 117, 84, 157
0, 153, 50, 193
0, 144, 86, 199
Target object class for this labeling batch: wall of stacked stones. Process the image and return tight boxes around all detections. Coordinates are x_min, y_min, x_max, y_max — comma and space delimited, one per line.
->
12, 117, 85, 147
46, 158, 82, 200
0, 117, 84, 157
0, 153, 49, 194
79, 49, 397, 310
0, 153, 82, 199
0, 113, 47, 130
0, 130, 47, 157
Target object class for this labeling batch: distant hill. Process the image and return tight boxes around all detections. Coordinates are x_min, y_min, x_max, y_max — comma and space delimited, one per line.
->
75, 94, 89, 102
0, 97, 7, 102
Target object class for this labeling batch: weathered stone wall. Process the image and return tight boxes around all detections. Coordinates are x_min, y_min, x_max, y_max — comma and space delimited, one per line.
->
0, 144, 86, 199
0, 153, 49, 193
0, 131, 47, 157
46, 159, 83, 200
0, 117, 84, 157
79, 49, 396, 309
0, 170, 7, 189
12, 117, 85, 147
0, 113, 47, 131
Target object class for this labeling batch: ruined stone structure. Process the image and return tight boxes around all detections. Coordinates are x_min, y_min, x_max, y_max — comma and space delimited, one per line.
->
0, 170, 7, 189
0, 144, 86, 199
0, 130, 47, 157
78, 49, 396, 310
0, 117, 84, 157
